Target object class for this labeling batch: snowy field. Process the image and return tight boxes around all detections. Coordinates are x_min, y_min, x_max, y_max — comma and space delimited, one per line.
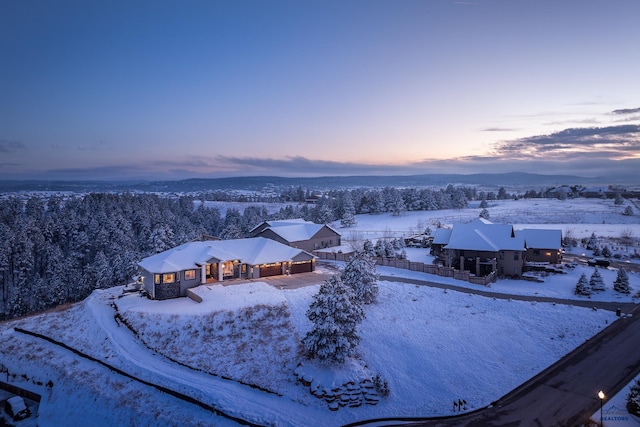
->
1, 197, 639, 426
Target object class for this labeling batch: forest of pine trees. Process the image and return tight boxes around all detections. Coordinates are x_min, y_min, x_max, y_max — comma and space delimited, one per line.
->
1, 184, 482, 319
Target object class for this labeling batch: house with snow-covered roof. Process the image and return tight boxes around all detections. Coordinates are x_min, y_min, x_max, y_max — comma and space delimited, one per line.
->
249, 219, 341, 252
433, 219, 562, 278
516, 228, 563, 264
138, 237, 315, 300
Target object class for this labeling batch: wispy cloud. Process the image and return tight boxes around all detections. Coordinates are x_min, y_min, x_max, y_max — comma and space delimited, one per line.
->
480, 127, 518, 132
612, 107, 640, 115
0, 139, 27, 153
494, 124, 640, 160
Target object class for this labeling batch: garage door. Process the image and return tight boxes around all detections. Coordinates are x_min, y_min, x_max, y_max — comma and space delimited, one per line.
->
259, 264, 282, 277
291, 261, 313, 274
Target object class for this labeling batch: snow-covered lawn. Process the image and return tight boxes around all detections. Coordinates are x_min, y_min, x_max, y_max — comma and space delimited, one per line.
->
1, 270, 631, 426
1, 197, 639, 426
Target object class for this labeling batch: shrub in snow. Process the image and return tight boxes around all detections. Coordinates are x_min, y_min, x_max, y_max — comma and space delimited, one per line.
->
601, 245, 612, 258
302, 276, 365, 364
589, 268, 605, 292
574, 273, 591, 296
479, 208, 490, 219
613, 269, 631, 294
592, 246, 601, 256
623, 205, 634, 216
627, 378, 640, 416
373, 373, 390, 397
342, 250, 379, 304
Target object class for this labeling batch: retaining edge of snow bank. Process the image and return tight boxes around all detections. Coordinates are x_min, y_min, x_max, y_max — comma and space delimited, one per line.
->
13, 327, 265, 427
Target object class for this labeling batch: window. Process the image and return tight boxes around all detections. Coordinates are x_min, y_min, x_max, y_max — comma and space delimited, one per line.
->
184, 270, 196, 280
499, 251, 504, 260
514, 252, 519, 261
162, 273, 176, 284
533, 250, 540, 256
154, 274, 160, 285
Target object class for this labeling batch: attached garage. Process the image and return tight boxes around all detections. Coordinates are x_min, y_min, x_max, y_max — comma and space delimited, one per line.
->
259, 263, 283, 277
291, 260, 313, 274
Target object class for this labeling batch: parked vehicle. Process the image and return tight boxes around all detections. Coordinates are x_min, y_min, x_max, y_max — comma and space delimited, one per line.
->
588, 258, 610, 267
5, 396, 30, 421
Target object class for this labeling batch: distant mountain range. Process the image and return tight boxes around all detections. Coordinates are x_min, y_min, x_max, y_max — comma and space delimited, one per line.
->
0, 172, 633, 193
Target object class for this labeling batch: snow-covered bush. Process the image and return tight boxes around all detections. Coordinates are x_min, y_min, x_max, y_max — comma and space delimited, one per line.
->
627, 378, 640, 416
589, 268, 605, 292
574, 273, 591, 296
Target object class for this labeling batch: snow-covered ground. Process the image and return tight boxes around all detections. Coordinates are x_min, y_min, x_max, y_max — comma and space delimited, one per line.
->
1, 197, 639, 426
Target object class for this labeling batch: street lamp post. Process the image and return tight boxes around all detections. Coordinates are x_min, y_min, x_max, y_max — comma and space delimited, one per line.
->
598, 390, 605, 427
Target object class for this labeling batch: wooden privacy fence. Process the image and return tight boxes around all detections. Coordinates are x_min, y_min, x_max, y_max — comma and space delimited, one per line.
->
314, 252, 496, 287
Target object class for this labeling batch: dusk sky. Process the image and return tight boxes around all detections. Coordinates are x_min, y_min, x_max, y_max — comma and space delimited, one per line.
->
1, 1, 639, 181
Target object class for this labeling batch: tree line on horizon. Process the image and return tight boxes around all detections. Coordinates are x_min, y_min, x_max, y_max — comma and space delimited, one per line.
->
0, 182, 632, 319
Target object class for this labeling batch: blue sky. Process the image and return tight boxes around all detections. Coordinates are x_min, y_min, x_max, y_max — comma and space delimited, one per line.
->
1, 0, 639, 180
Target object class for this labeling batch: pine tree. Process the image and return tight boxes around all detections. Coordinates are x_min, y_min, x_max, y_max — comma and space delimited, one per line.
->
574, 273, 591, 296
623, 205, 633, 216
627, 378, 640, 416
342, 250, 379, 304
362, 239, 375, 257
613, 269, 631, 294
302, 276, 365, 364
586, 232, 599, 250
479, 208, 490, 219
340, 192, 357, 228
601, 245, 612, 257
589, 268, 606, 292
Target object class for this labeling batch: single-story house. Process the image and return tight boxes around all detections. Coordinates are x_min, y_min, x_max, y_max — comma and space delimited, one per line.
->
249, 219, 341, 252
138, 237, 315, 300
432, 219, 562, 278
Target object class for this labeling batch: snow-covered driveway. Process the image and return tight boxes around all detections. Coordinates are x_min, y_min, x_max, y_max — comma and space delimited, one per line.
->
86, 289, 326, 427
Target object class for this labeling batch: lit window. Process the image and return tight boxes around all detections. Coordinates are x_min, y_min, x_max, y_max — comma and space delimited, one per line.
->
184, 270, 196, 280
154, 274, 160, 285
163, 273, 175, 284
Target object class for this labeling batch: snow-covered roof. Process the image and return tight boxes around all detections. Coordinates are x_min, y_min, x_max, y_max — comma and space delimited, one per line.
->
517, 229, 562, 250
138, 237, 313, 273
444, 218, 524, 252
252, 218, 340, 242
432, 228, 452, 245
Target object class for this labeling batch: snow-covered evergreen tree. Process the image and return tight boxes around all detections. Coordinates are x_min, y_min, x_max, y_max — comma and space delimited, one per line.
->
613, 269, 631, 294
374, 239, 387, 258
479, 198, 488, 209
341, 250, 379, 304
574, 273, 591, 296
589, 268, 606, 292
362, 239, 375, 257
340, 192, 357, 228
623, 205, 634, 216
601, 245, 612, 257
479, 208, 490, 219
586, 232, 599, 250
627, 378, 640, 416
302, 276, 365, 364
